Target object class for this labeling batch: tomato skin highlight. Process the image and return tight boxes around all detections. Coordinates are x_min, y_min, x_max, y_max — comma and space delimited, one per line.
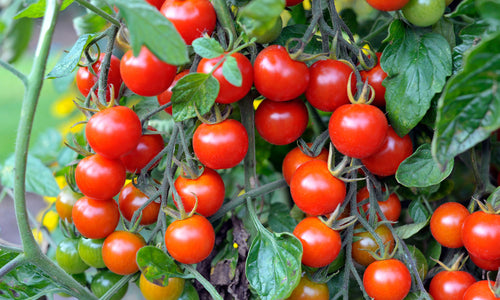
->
429, 270, 476, 300
72, 196, 120, 239
119, 182, 161, 225
282, 144, 329, 185
139, 273, 185, 300
363, 258, 412, 300
463, 281, 498, 300
76, 53, 122, 101
402, 0, 446, 27
102, 231, 146, 275
430, 202, 469, 248
462, 211, 500, 261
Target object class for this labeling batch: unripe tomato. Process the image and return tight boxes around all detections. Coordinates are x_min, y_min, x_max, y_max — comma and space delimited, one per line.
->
430, 202, 469, 248
119, 182, 161, 225
78, 237, 106, 269
402, 0, 446, 27
56, 238, 89, 274
363, 259, 411, 300
157, 70, 189, 115
286, 275, 329, 300
282, 144, 329, 185
248, 16, 282, 44
360, 53, 387, 107
55, 186, 80, 222
365, 0, 410, 11
352, 224, 395, 266
139, 273, 185, 300
76, 53, 122, 101
102, 231, 146, 275
91, 270, 129, 300
120, 128, 165, 173
429, 270, 476, 300
72, 196, 120, 239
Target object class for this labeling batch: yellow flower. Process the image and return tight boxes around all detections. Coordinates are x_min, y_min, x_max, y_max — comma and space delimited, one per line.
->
303, 0, 311, 10
32, 229, 44, 244
51, 95, 76, 118
37, 209, 59, 232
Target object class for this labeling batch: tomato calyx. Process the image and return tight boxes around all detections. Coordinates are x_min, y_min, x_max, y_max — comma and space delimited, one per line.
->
431, 253, 468, 273
327, 145, 363, 181
347, 73, 375, 105
322, 204, 357, 231
195, 103, 232, 125
475, 198, 500, 214
357, 47, 378, 71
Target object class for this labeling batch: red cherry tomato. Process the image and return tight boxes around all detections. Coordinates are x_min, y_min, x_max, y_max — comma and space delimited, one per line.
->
76, 53, 122, 101
290, 160, 346, 216
192, 119, 249, 170
429, 270, 476, 300
255, 98, 309, 145
145, 0, 164, 10
329, 103, 388, 159
165, 214, 215, 264
363, 259, 412, 300
462, 211, 500, 261
86, 106, 142, 159
285, 0, 304, 6
286, 275, 329, 300
365, 0, 410, 11
463, 281, 498, 300
351, 224, 395, 266
157, 70, 189, 115
75, 154, 126, 200
120, 46, 177, 97
160, 0, 216, 45
72, 196, 120, 239
356, 187, 401, 223
360, 53, 387, 107
305, 59, 356, 112
102, 231, 146, 275
119, 182, 161, 225
197, 52, 253, 104
174, 167, 225, 217
253, 45, 310, 102
293, 217, 341, 268
430, 202, 469, 248
469, 254, 500, 271
120, 128, 165, 173
361, 126, 413, 176
282, 144, 329, 185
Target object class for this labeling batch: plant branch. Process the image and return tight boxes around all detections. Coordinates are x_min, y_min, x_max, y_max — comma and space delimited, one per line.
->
0, 253, 26, 278
0, 59, 28, 87
74, 0, 121, 27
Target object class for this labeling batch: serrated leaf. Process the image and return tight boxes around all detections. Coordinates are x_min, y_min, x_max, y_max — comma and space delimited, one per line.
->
237, 0, 284, 39
47, 34, 95, 79
136, 246, 186, 286
108, 0, 188, 65
381, 20, 452, 136
432, 32, 500, 167
396, 144, 454, 188
15, 0, 74, 19
222, 55, 243, 87
394, 218, 429, 239
192, 37, 224, 59
171, 73, 219, 122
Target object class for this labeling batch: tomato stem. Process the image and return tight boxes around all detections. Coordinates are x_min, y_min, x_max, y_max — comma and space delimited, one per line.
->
74, 0, 122, 27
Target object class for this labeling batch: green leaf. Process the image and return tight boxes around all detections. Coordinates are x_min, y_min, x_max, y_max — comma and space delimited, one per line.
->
245, 229, 302, 299
425, 239, 442, 268
192, 37, 225, 59
1, 154, 61, 197
222, 55, 243, 87
396, 144, 454, 188
408, 200, 429, 223
109, 0, 188, 65
171, 73, 219, 122
136, 246, 186, 286
267, 202, 297, 233
29, 128, 63, 163
452, 21, 491, 72
47, 34, 95, 79
447, 0, 477, 18
237, 0, 285, 40
476, 0, 500, 27
432, 32, 500, 167
273, 24, 323, 55
73, 6, 111, 36
394, 218, 429, 239
0, 17, 33, 63
381, 20, 452, 136
15, 0, 74, 19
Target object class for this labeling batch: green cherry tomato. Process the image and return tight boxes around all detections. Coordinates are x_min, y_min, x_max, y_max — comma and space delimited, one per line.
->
91, 270, 129, 300
402, 0, 446, 27
248, 16, 282, 44
78, 237, 106, 269
56, 238, 89, 274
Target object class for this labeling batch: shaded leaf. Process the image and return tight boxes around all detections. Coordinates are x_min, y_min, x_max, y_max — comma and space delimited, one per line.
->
267, 202, 297, 233
47, 34, 95, 79
447, 0, 477, 18
0, 17, 33, 63
237, 0, 284, 41
408, 200, 429, 223
136, 246, 186, 286
394, 218, 429, 239
29, 128, 63, 163
15, 0, 74, 19
425, 239, 442, 268
73, 6, 111, 36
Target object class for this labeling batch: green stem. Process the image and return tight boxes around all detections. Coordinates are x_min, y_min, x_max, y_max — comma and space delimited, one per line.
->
0, 59, 28, 87
210, 0, 237, 49
184, 264, 223, 300
97, 25, 119, 104
74, 0, 121, 27
239, 95, 258, 191
101, 274, 135, 300
0, 253, 26, 278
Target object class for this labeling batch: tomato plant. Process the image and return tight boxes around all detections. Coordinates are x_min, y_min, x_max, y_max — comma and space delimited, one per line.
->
365, 0, 410, 11
76, 53, 122, 101
360, 53, 387, 107
363, 259, 412, 300
463, 281, 498, 300
139, 273, 185, 300
401, 0, 446, 27
157, 70, 189, 115
119, 181, 161, 225
102, 231, 146, 275
78, 237, 106, 269
55, 186, 80, 223
72, 196, 120, 239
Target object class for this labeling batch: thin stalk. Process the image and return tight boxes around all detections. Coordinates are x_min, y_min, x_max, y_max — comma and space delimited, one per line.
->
0, 59, 28, 87
74, 0, 121, 27
97, 25, 119, 104
210, 0, 237, 49
184, 264, 223, 300
239, 95, 258, 191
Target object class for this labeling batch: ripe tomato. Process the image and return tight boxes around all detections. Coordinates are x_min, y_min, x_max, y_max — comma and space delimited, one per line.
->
72, 196, 120, 239
360, 53, 387, 107
119, 182, 161, 225
430, 202, 469, 248
462, 211, 500, 261
165, 214, 215, 264
78, 237, 106, 269
305, 59, 356, 112
120, 46, 177, 97
75, 154, 126, 200
285, 0, 304, 6
463, 281, 498, 300
192, 119, 248, 170
160, 0, 216, 45
102, 231, 146, 275
361, 126, 413, 176
174, 167, 225, 217
328, 103, 388, 159
197, 52, 253, 104
157, 70, 189, 115
365, 0, 410, 11
286, 275, 329, 300
363, 259, 412, 300
293, 217, 342, 268
120, 128, 165, 173
356, 187, 401, 222
255, 98, 309, 145
139, 273, 185, 300
429, 270, 476, 300
290, 160, 346, 216
55, 186, 80, 222
91, 270, 129, 300
56, 238, 89, 274
352, 224, 395, 266
76, 53, 122, 101
146, 0, 164, 10
282, 144, 329, 185
86, 106, 142, 159
402, 0, 446, 27
469, 253, 500, 271
253, 45, 309, 102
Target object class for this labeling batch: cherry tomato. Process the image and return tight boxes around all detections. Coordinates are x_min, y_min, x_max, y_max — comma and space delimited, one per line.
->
305, 59, 356, 112
55, 186, 80, 222
120, 46, 177, 97
462, 211, 500, 261
402, 0, 446, 27
157, 70, 189, 115
352, 224, 395, 266
329, 103, 388, 159
282, 144, 329, 185
91, 270, 129, 300
174, 167, 225, 217
120, 128, 165, 173
290, 160, 346, 216
119, 182, 161, 225
469, 254, 500, 271
192, 119, 248, 170
86, 106, 142, 159
356, 187, 401, 222
286, 275, 329, 300
286, 0, 304, 6
56, 238, 89, 274
78, 237, 106, 269
75, 154, 126, 200
360, 53, 387, 107
139, 273, 185, 300
293, 217, 341, 268
363, 259, 412, 300
255, 98, 309, 145
361, 126, 413, 176
197, 52, 253, 104
430, 202, 469, 248
146, 0, 165, 10
76, 53, 122, 101
160, 0, 216, 45
102, 231, 146, 275
72, 196, 120, 239
463, 281, 498, 300
165, 214, 215, 264
365, 0, 410, 11
429, 270, 476, 300
253, 45, 310, 102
